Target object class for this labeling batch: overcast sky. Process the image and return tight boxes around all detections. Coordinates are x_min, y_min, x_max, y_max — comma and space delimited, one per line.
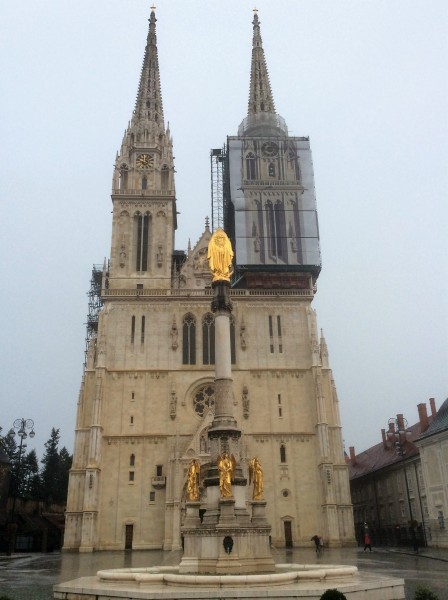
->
1, 1, 447, 460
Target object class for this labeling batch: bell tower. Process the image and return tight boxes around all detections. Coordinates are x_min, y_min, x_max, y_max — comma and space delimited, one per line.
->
109, 9, 176, 290
225, 10, 320, 288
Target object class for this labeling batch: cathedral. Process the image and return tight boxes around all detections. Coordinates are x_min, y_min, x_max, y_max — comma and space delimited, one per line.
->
63, 9, 354, 552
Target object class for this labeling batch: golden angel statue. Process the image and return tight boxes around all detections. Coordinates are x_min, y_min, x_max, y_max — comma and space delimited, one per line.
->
248, 457, 264, 500
217, 452, 236, 498
186, 459, 201, 501
207, 228, 234, 282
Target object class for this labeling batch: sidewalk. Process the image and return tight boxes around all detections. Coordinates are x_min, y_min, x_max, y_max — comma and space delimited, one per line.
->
388, 545, 448, 562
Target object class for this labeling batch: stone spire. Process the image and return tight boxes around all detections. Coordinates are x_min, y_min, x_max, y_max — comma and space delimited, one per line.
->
239, 10, 287, 137
133, 8, 164, 129
248, 10, 275, 116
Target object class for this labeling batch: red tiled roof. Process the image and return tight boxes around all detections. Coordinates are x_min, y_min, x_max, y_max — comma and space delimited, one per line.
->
348, 420, 426, 480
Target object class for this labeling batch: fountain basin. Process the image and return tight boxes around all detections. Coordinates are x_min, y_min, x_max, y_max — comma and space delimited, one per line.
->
54, 562, 405, 599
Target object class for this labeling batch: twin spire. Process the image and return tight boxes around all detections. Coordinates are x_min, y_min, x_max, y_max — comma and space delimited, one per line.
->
130, 8, 282, 134
248, 11, 276, 116
133, 9, 164, 129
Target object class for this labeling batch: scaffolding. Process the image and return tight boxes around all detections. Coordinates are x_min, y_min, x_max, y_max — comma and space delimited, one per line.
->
210, 147, 226, 231
84, 264, 104, 365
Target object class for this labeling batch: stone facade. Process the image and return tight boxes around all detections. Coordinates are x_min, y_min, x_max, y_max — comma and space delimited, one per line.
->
63, 9, 354, 552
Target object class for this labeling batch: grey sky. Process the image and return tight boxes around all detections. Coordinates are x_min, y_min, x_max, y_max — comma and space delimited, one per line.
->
1, 1, 447, 459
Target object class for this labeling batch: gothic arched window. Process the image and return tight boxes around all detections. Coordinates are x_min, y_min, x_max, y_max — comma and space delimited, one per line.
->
246, 153, 257, 180
134, 211, 150, 271
266, 200, 287, 261
202, 313, 215, 365
142, 177, 147, 190
182, 313, 196, 365
268, 162, 275, 177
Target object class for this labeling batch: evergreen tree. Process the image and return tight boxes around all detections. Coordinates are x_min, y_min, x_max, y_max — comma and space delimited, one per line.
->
1, 430, 20, 498
41, 428, 62, 504
41, 429, 72, 505
58, 446, 72, 503
22, 449, 40, 500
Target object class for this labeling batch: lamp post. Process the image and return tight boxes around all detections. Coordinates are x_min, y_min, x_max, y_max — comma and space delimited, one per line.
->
386, 415, 418, 549
6, 418, 35, 555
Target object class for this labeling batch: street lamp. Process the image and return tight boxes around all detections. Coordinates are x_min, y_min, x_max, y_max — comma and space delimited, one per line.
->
386, 415, 418, 549
7, 418, 35, 555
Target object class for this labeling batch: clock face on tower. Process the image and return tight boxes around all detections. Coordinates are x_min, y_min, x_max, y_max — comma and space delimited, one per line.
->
136, 153, 154, 169
261, 142, 279, 157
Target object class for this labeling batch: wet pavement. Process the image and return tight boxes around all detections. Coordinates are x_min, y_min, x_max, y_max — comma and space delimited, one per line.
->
0, 546, 447, 599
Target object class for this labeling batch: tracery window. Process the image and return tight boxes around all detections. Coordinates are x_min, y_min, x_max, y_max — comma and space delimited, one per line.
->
182, 313, 196, 365
193, 384, 215, 417
202, 313, 215, 365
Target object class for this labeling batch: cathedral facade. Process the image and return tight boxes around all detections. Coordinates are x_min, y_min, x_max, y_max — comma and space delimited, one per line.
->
63, 9, 354, 552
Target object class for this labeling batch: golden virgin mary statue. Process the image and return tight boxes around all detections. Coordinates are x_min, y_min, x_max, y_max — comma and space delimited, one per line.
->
207, 228, 234, 282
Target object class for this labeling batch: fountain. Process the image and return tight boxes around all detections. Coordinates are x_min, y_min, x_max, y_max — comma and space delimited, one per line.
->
54, 230, 405, 599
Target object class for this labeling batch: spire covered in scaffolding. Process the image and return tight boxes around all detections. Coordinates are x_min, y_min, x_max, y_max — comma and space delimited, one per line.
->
248, 10, 275, 116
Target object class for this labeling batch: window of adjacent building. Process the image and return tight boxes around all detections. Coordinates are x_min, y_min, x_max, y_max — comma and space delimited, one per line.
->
202, 313, 215, 365
130, 454, 135, 467
129, 471, 134, 482
135, 211, 150, 271
131, 316, 136, 345
182, 313, 196, 364
400, 501, 406, 517
422, 498, 429, 519
280, 444, 286, 463
438, 511, 445, 529
417, 466, 425, 491
406, 469, 414, 493
246, 152, 257, 180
